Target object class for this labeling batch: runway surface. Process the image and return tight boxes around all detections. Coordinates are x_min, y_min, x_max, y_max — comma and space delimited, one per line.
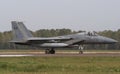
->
0, 51, 120, 57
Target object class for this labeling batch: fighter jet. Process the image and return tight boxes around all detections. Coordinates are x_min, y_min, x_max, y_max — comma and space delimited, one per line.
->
10, 21, 118, 54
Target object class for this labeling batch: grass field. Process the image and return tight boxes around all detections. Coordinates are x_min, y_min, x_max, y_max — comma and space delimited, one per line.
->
0, 56, 120, 74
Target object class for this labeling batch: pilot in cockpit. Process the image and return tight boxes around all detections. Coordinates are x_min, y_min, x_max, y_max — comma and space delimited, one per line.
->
87, 31, 97, 36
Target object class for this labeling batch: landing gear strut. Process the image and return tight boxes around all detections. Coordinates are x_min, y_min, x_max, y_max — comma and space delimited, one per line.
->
79, 45, 84, 54
45, 48, 55, 54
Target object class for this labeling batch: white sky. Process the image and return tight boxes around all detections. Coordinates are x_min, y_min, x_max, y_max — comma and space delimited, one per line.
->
0, 0, 120, 32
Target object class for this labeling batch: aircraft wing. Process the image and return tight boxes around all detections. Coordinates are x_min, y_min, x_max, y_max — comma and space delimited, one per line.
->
26, 37, 72, 44
65, 39, 85, 45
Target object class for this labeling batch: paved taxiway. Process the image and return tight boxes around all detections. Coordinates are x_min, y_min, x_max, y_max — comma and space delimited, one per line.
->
0, 52, 120, 57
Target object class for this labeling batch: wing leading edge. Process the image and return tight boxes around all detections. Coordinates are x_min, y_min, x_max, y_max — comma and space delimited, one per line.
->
26, 37, 72, 44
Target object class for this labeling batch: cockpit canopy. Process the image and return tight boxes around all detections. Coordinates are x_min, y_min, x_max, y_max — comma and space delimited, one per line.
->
86, 31, 98, 36
77, 31, 98, 36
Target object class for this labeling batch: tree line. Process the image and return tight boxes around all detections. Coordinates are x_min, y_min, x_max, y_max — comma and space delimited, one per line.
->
0, 29, 120, 50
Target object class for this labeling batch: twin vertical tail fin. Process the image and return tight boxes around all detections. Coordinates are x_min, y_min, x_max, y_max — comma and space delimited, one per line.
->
11, 21, 33, 41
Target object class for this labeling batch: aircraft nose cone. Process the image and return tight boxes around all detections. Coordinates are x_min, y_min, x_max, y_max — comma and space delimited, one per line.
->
110, 39, 118, 43
105, 38, 118, 44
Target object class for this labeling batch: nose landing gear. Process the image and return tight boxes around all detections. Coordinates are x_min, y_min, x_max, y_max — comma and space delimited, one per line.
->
79, 45, 84, 54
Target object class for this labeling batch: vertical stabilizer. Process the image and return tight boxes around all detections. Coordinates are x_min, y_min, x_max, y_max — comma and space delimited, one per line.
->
11, 21, 33, 41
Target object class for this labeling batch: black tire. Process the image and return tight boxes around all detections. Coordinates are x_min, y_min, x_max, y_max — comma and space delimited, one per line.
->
79, 51, 83, 54
50, 49, 55, 54
45, 49, 49, 54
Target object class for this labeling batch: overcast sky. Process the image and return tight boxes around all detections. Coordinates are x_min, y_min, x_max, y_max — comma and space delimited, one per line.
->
0, 0, 120, 32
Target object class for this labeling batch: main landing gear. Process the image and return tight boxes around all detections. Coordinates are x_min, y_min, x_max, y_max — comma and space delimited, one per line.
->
79, 45, 84, 54
45, 48, 55, 54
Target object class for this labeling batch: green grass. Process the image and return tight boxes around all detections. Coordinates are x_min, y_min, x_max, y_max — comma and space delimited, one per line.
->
0, 56, 120, 74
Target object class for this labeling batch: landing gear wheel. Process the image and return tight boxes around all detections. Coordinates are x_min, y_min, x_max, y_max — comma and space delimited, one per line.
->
79, 50, 83, 54
45, 49, 50, 54
45, 48, 55, 54
50, 48, 55, 54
